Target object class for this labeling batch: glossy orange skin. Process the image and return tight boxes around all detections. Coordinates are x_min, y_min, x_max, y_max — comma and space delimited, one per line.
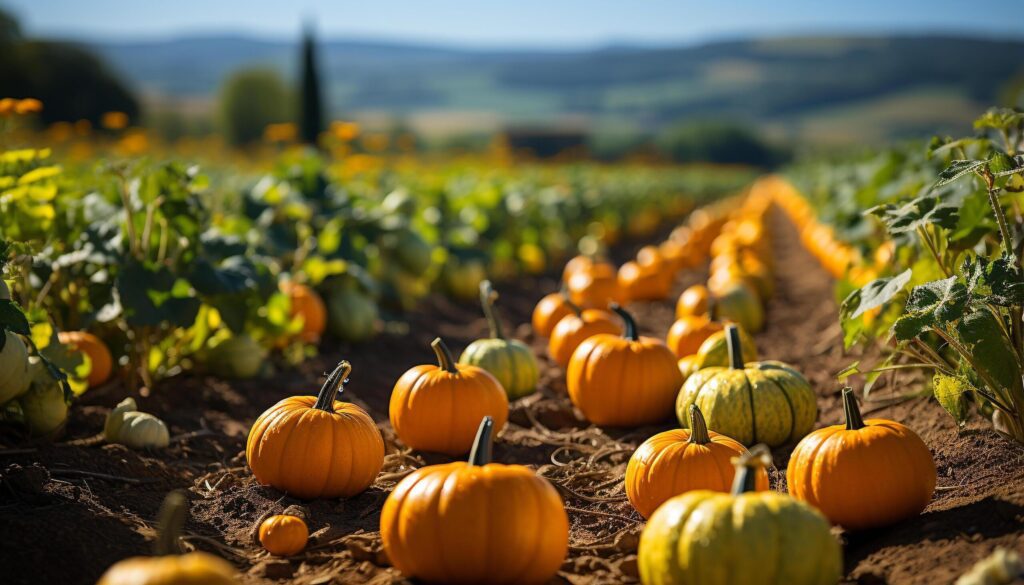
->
787, 418, 936, 530
548, 309, 621, 367
625, 428, 768, 518
259, 514, 309, 556
282, 282, 327, 343
531, 292, 574, 338
618, 261, 671, 302
562, 256, 615, 283
246, 396, 384, 499
381, 461, 569, 584
390, 363, 509, 455
566, 334, 683, 426
666, 316, 724, 359
675, 285, 710, 319
567, 270, 622, 309
58, 331, 112, 387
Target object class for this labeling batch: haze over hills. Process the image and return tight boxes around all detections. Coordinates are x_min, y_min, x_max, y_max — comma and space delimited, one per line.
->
87, 34, 1024, 144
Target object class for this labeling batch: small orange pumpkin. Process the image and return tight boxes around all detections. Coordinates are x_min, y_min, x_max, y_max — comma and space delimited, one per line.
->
281, 281, 327, 343
617, 261, 671, 302
666, 312, 724, 359
390, 337, 509, 455
675, 284, 710, 319
566, 268, 622, 309
57, 331, 112, 387
566, 305, 683, 426
625, 404, 767, 518
259, 514, 309, 556
531, 289, 574, 338
247, 361, 385, 499
548, 305, 621, 367
787, 387, 936, 530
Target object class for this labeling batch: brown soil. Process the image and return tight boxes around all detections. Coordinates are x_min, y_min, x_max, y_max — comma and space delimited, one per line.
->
2, 208, 1022, 585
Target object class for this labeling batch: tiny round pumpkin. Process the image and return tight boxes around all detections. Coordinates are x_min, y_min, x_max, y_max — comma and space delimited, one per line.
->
675, 284, 710, 319
391, 338, 509, 455
567, 305, 682, 426
247, 361, 385, 499
638, 446, 841, 585
459, 281, 539, 400
692, 326, 758, 368
381, 417, 568, 585
665, 314, 724, 359
58, 330, 113, 387
787, 387, 936, 530
259, 514, 309, 556
548, 305, 621, 368
626, 404, 767, 518
206, 334, 265, 379
281, 281, 327, 343
531, 290, 574, 338
677, 325, 816, 447
105, 398, 171, 449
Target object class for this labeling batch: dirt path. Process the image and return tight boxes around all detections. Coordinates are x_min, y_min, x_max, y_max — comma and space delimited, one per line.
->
1, 207, 1022, 585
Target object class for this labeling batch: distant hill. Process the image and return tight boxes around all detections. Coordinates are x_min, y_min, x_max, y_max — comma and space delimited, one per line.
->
84, 34, 1024, 144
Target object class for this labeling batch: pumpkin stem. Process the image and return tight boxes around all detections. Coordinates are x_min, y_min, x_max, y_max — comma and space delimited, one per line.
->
468, 416, 494, 466
564, 296, 584, 318
154, 490, 187, 556
687, 404, 712, 445
431, 337, 459, 374
313, 361, 352, 413
726, 324, 744, 369
730, 445, 771, 495
706, 296, 717, 322
479, 280, 505, 339
842, 387, 866, 431
610, 303, 638, 341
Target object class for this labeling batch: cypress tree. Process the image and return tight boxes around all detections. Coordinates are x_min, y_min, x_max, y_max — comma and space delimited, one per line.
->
299, 24, 324, 145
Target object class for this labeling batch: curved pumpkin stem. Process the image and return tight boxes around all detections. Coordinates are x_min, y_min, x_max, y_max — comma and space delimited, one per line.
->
468, 416, 494, 466
610, 303, 638, 341
479, 280, 505, 339
431, 337, 459, 374
154, 490, 187, 556
730, 444, 771, 495
725, 324, 744, 369
842, 387, 866, 431
686, 404, 712, 445
313, 361, 352, 413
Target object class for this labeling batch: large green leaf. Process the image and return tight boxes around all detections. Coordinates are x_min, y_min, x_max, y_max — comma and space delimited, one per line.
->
955, 309, 1021, 395
116, 260, 200, 328
868, 193, 959, 236
932, 373, 972, 428
933, 160, 985, 188
893, 276, 968, 341
962, 254, 1024, 306
841, 269, 912, 320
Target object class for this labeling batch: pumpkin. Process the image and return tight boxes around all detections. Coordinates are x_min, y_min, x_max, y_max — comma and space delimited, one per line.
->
97, 491, 238, 585
787, 387, 936, 530
626, 404, 767, 518
562, 255, 613, 283
259, 514, 309, 556
675, 285, 710, 319
618, 261, 671, 302
566, 269, 622, 309
381, 416, 568, 584
388, 227, 434, 276
206, 334, 264, 379
531, 289, 574, 338
247, 360, 385, 499
567, 305, 682, 426
459, 281, 539, 400
637, 446, 842, 585
18, 366, 68, 437
548, 305, 621, 368
390, 337, 509, 455
0, 330, 31, 404
105, 398, 170, 449
677, 355, 700, 380
692, 326, 758, 368
281, 282, 327, 343
57, 331, 113, 387
713, 281, 764, 333
442, 256, 487, 301
665, 314, 724, 359
327, 285, 378, 342
677, 325, 816, 447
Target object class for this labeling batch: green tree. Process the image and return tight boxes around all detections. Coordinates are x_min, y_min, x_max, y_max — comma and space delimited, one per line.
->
299, 26, 324, 145
218, 68, 291, 146
656, 120, 789, 168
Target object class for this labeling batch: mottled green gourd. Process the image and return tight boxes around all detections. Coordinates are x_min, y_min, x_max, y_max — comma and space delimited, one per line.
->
327, 284, 378, 343
18, 363, 69, 437
206, 334, 265, 379
0, 329, 32, 404
459, 280, 539, 400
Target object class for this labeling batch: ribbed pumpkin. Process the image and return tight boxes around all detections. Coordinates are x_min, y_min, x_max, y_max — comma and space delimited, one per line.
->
97, 491, 239, 585
390, 338, 509, 455
638, 446, 842, 585
531, 289, 574, 338
548, 304, 621, 368
676, 326, 816, 447
259, 514, 309, 556
626, 404, 767, 518
459, 281, 539, 400
665, 313, 724, 359
281, 281, 327, 343
675, 285, 710, 319
714, 281, 764, 333
567, 305, 682, 426
692, 326, 758, 368
787, 387, 936, 530
57, 331, 112, 387
247, 361, 385, 499
381, 417, 568, 584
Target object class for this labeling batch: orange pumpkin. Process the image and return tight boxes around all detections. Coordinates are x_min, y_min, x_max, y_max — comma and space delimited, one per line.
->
281, 281, 327, 343
259, 514, 309, 556
381, 417, 568, 584
57, 331, 112, 387
390, 338, 509, 455
618, 261, 671, 302
548, 306, 621, 367
625, 404, 767, 518
636, 245, 665, 269
666, 314, 724, 359
787, 387, 936, 530
566, 269, 622, 309
246, 361, 385, 499
531, 290, 574, 338
566, 305, 683, 426
675, 284, 710, 319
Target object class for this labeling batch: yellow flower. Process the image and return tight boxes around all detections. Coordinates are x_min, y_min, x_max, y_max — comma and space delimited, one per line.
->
101, 111, 129, 130
14, 98, 43, 114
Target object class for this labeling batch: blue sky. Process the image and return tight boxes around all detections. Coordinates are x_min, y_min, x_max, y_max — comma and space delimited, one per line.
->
5, 0, 1024, 47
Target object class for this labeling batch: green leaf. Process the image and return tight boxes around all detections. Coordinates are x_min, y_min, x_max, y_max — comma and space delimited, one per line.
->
933, 160, 985, 188
973, 107, 1024, 132
116, 260, 200, 328
932, 373, 972, 428
955, 310, 1021, 394
868, 194, 959, 236
892, 276, 968, 341
962, 254, 1024, 306
0, 299, 31, 336
841, 269, 912, 320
